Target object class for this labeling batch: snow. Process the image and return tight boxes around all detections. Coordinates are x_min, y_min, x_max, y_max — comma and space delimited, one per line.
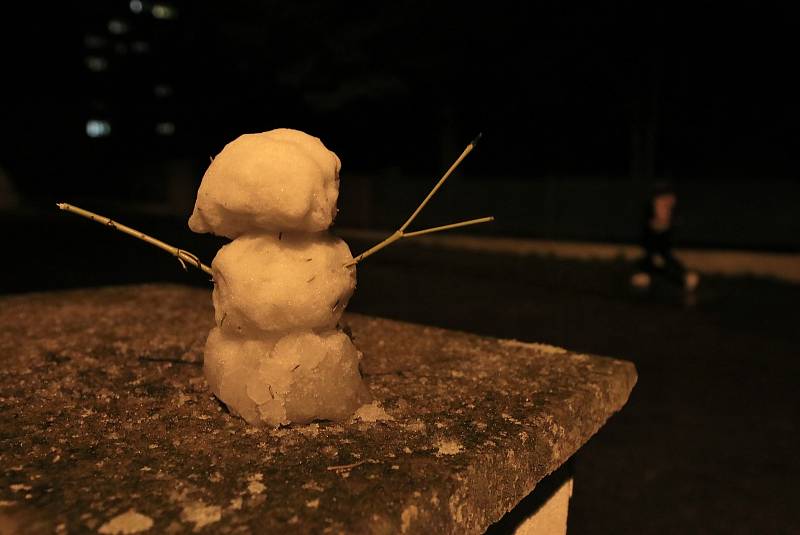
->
98, 510, 154, 534
352, 401, 393, 422
191, 128, 372, 426
203, 328, 372, 426
189, 129, 341, 238
211, 232, 355, 334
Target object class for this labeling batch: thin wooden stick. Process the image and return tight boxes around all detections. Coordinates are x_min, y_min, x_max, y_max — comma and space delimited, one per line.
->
344, 216, 494, 267
345, 231, 403, 267
402, 216, 494, 238
56, 202, 213, 276
398, 132, 482, 232
326, 460, 367, 471
346, 133, 492, 267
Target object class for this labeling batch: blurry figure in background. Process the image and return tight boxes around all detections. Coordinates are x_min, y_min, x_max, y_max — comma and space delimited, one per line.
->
630, 182, 700, 292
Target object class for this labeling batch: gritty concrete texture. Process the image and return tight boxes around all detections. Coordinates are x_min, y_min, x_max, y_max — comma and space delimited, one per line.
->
0, 284, 636, 534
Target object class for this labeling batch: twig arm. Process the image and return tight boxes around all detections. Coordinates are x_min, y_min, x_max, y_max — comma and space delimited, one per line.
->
398, 133, 482, 232
346, 133, 492, 267
344, 231, 403, 267
56, 202, 213, 276
402, 216, 494, 238
345, 216, 494, 267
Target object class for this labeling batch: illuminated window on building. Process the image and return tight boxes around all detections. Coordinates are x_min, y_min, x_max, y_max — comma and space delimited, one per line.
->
86, 120, 111, 138
151, 4, 177, 20
82, 3, 179, 146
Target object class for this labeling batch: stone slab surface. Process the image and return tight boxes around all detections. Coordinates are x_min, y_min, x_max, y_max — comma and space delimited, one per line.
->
0, 284, 636, 534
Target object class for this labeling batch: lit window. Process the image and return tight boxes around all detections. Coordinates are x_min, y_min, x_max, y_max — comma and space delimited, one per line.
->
129, 0, 143, 14
108, 19, 128, 35
131, 41, 150, 54
86, 120, 111, 138
85, 56, 108, 72
155, 122, 175, 135
152, 4, 177, 19
153, 84, 173, 98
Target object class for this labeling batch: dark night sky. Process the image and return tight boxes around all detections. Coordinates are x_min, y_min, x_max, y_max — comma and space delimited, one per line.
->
1, 1, 798, 201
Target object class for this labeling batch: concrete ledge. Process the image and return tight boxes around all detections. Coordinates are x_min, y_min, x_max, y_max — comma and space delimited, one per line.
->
0, 284, 636, 534
337, 228, 800, 284
485, 462, 573, 535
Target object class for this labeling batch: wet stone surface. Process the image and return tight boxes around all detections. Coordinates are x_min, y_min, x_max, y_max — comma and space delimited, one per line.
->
0, 284, 636, 534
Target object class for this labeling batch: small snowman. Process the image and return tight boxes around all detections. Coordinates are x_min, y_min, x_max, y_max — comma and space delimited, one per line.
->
188, 128, 371, 426
58, 129, 489, 427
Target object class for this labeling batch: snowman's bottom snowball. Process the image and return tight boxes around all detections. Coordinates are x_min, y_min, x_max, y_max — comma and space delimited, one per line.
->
203, 327, 372, 426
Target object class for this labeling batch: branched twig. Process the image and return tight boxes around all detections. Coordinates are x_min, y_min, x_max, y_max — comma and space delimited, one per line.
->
345, 133, 493, 267
402, 216, 495, 238
56, 203, 213, 276
399, 132, 483, 233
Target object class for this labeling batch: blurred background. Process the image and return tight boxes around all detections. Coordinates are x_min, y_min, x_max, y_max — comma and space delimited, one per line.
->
1, 1, 798, 533
3, 1, 799, 251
